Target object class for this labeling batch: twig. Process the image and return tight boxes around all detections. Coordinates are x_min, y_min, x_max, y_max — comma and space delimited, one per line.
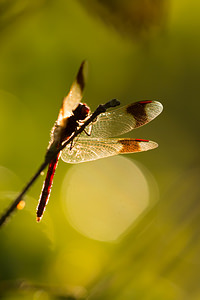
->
0, 99, 120, 228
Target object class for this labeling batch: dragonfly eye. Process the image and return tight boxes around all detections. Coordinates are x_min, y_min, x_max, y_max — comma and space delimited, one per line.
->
73, 103, 90, 120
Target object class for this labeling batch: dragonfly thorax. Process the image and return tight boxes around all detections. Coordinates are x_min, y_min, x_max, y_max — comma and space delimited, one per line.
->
61, 103, 90, 141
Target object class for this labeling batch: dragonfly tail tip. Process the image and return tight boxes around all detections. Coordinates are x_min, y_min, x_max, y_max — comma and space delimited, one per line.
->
36, 216, 42, 222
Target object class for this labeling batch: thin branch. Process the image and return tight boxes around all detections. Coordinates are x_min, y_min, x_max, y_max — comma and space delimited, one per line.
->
0, 99, 120, 228
0, 161, 47, 227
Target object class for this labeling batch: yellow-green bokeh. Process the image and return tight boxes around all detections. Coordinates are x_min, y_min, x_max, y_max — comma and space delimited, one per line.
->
0, 0, 200, 299
62, 156, 156, 241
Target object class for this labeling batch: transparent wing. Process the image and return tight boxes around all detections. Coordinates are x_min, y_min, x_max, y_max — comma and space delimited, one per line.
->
57, 61, 88, 125
80, 100, 163, 138
61, 138, 158, 164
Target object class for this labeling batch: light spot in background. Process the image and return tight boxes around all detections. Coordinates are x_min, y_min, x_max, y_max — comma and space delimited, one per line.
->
17, 200, 25, 210
62, 156, 157, 241
0, 190, 55, 244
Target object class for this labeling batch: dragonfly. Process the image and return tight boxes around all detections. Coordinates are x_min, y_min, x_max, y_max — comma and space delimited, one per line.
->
36, 61, 163, 221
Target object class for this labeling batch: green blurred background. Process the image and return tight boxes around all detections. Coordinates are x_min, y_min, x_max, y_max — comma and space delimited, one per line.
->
0, 0, 200, 299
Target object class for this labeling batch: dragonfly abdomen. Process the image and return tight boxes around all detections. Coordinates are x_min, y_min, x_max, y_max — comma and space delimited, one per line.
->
37, 154, 59, 222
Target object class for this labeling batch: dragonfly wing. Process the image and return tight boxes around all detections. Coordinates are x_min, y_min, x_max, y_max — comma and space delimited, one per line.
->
61, 138, 158, 164
57, 61, 88, 125
81, 101, 163, 138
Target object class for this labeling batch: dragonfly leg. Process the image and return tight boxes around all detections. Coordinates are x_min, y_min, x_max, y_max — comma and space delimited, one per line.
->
83, 128, 91, 136
69, 140, 74, 150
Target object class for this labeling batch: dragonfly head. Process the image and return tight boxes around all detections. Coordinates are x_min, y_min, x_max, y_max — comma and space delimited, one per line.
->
73, 103, 90, 121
